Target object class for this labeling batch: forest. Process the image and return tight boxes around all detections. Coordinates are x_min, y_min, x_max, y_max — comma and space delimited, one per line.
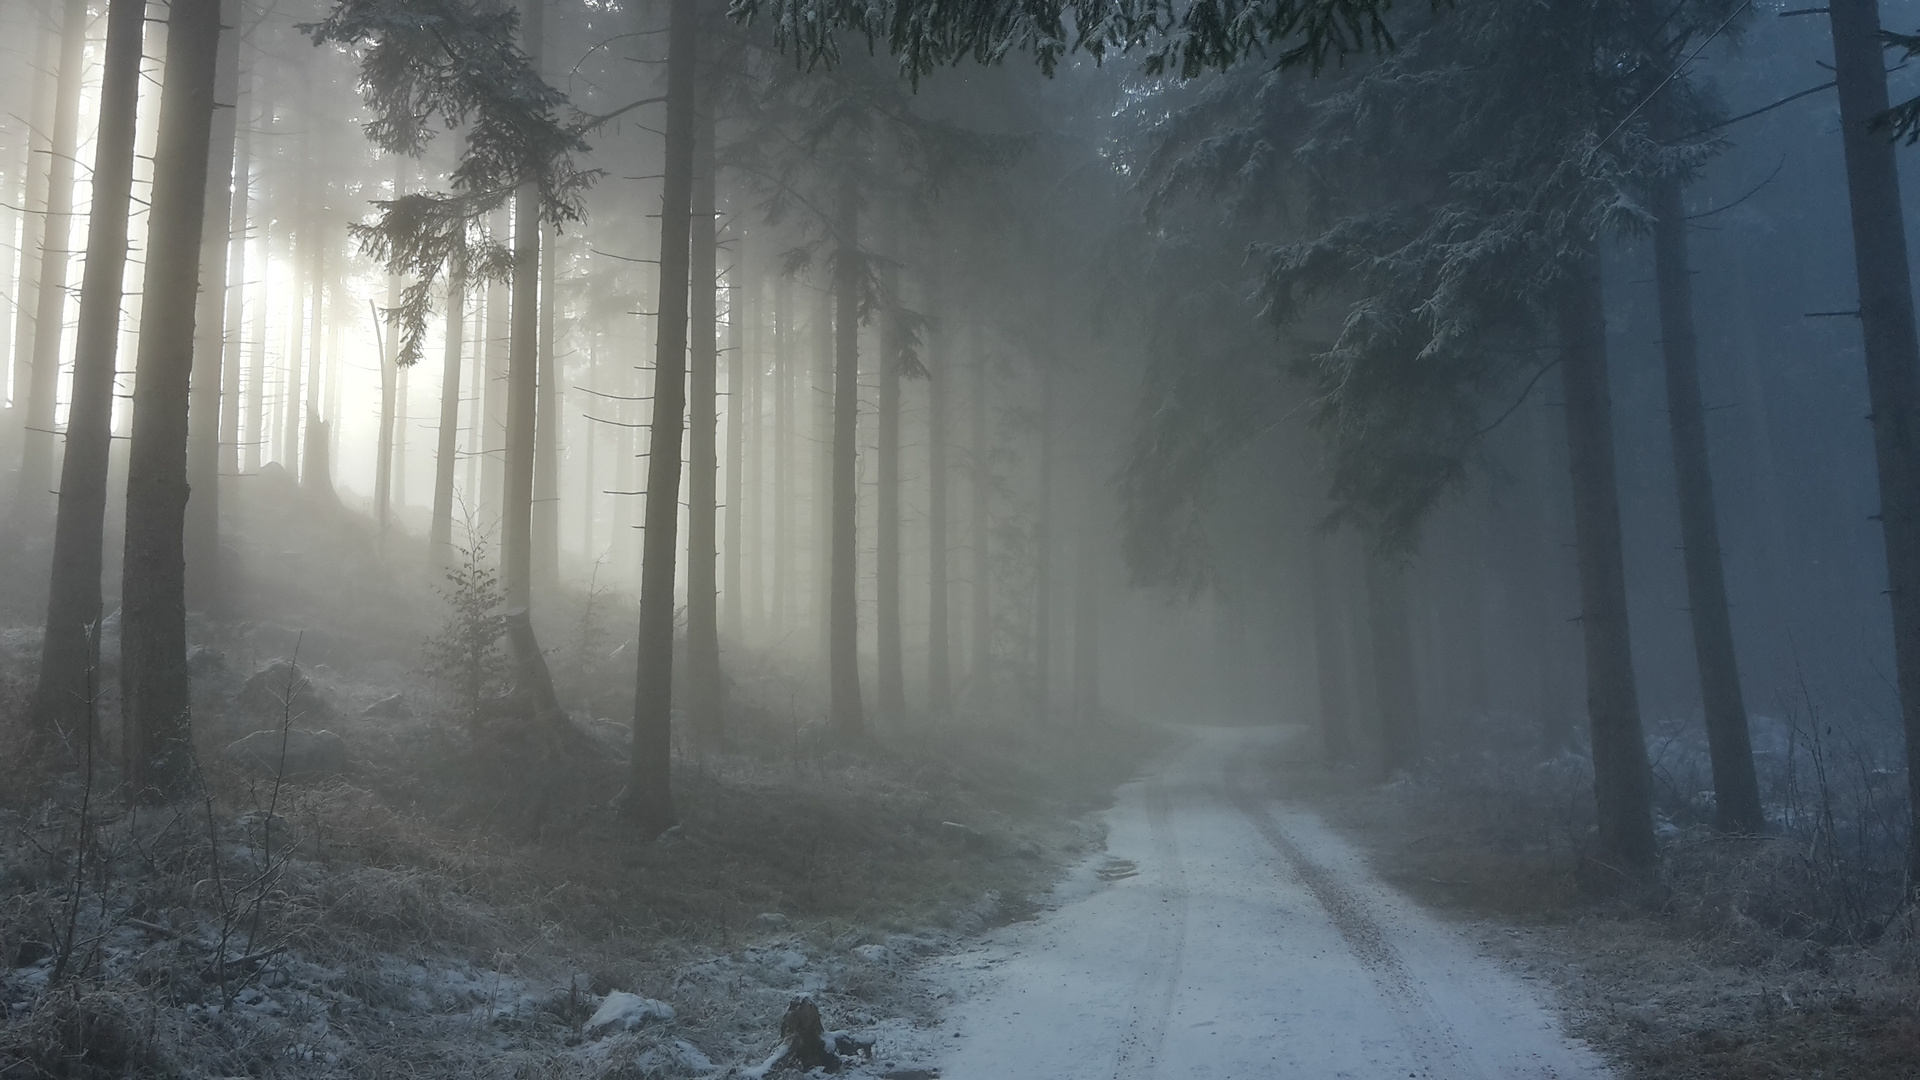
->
1, 0, 1919, 1075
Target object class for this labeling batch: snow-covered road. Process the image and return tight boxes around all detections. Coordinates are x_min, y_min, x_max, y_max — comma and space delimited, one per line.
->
924, 726, 1609, 1079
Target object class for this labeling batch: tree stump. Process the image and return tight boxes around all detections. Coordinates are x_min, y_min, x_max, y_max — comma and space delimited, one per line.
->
774, 997, 839, 1073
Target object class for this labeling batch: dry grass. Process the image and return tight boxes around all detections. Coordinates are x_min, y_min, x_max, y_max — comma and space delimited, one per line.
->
0, 465, 1161, 1078
0, 691, 1156, 1078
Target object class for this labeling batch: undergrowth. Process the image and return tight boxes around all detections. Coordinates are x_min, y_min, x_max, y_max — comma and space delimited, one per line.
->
1286, 701, 1920, 1080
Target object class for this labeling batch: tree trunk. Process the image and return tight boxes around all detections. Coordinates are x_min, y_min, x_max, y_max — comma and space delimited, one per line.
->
244, 197, 268, 476
301, 229, 327, 488
741, 276, 763, 633
725, 256, 748, 642
876, 271, 905, 722
772, 273, 792, 631
6, 17, 55, 461
278, 231, 303, 472
534, 219, 559, 596
1650, 176, 1764, 834
969, 321, 991, 696
396, 364, 409, 508
1522, 378, 1575, 753
1364, 549, 1417, 773
613, 321, 637, 572
626, 0, 698, 834
121, 0, 224, 803
1556, 248, 1657, 870
431, 267, 468, 561
184, 0, 240, 608
14, 0, 88, 519
580, 334, 596, 559
1309, 529, 1354, 763
685, 97, 723, 747
828, 181, 865, 738
218, 71, 252, 482
503, 0, 545, 619
325, 278, 342, 459
503, 172, 560, 721
1828, 0, 1920, 880
814, 283, 833, 667
483, 225, 508, 515
1070, 486, 1099, 724
926, 278, 951, 717
377, 272, 400, 534
1032, 363, 1054, 723
303, 410, 338, 506
32, 0, 145, 742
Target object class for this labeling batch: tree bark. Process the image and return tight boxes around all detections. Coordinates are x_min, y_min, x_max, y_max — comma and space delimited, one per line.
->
14, 0, 89, 519
876, 270, 905, 722
278, 223, 303, 473
466, 285, 485, 509
969, 321, 991, 696
301, 228, 327, 489
580, 334, 596, 559
185, 0, 240, 608
218, 70, 252, 483
503, 185, 560, 718
925, 277, 952, 718
1309, 529, 1354, 763
377, 266, 400, 534
243, 173, 268, 476
504, 0, 544, 616
1828, 0, 1920, 880
1032, 362, 1054, 723
534, 218, 559, 596
772, 273, 792, 631
829, 180, 865, 738
725, 255, 749, 642
121, 0, 224, 803
1556, 248, 1657, 870
32, 0, 145, 742
741, 274, 763, 632
430, 266, 467, 562
482, 220, 508, 515
6, 16, 55, 461
1364, 549, 1417, 773
613, 315, 637, 572
814, 283, 833, 666
396, 363, 408, 507
1070, 485, 1099, 724
302, 409, 338, 506
1650, 176, 1764, 834
685, 95, 723, 747
1522, 379, 1575, 753
625, 0, 699, 834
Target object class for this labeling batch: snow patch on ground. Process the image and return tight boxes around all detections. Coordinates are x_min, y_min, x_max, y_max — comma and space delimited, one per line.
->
584, 991, 676, 1033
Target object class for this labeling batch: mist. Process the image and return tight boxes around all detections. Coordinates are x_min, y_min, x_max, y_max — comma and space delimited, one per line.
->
0, 0, 1917, 1076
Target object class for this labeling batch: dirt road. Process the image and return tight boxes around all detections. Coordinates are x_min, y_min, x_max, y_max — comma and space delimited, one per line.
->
925, 726, 1609, 1079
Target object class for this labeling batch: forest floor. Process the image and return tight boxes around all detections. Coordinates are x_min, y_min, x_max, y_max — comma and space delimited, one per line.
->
0, 471, 1162, 1078
1288, 735, 1920, 1080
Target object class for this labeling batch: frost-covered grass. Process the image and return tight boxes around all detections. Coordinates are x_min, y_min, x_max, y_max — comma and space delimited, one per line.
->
0, 687, 1149, 1079
0, 475, 1159, 1079
1285, 709, 1920, 1080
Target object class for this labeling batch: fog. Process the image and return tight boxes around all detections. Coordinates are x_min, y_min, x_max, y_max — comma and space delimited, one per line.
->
2, 0, 1920, 1075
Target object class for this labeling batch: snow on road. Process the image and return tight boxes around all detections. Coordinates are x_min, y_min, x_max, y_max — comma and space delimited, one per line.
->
923, 726, 1609, 1079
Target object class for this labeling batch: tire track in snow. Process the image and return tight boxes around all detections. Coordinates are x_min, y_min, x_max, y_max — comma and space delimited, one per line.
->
1107, 777, 1188, 1080
1225, 759, 1470, 1078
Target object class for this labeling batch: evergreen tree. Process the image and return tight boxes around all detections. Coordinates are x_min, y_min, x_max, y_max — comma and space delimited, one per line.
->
121, 0, 228, 802
32, 0, 146, 743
